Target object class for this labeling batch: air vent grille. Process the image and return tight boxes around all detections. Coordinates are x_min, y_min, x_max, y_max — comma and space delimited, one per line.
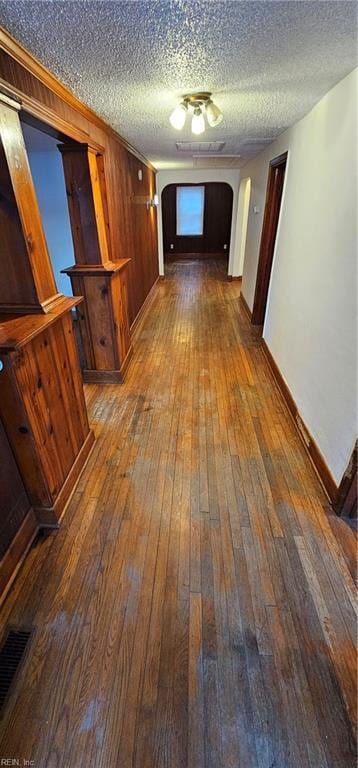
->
193, 155, 241, 169
240, 137, 276, 145
238, 137, 276, 156
176, 141, 226, 153
0, 627, 33, 716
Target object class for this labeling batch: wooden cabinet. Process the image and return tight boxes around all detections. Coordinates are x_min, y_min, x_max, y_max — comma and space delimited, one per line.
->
0, 302, 94, 527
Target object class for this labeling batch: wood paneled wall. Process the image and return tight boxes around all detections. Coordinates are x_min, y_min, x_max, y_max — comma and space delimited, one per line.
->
162, 182, 233, 257
0, 35, 159, 326
0, 417, 31, 561
127, 154, 159, 321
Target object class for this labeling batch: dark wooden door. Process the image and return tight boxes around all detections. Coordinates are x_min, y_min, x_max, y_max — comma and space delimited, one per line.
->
252, 152, 288, 326
0, 418, 31, 559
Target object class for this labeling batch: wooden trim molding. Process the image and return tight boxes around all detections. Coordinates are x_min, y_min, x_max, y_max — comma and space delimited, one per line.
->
240, 292, 253, 321
0, 78, 100, 149
252, 152, 288, 326
0, 27, 155, 171
261, 339, 338, 503
165, 252, 227, 261
34, 429, 95, 526
82, 347, 133, 384
0, 508, 38, 608
130, 277, 160, 340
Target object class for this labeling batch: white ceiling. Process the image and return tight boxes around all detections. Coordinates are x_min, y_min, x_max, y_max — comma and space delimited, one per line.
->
0, 1, 357, 169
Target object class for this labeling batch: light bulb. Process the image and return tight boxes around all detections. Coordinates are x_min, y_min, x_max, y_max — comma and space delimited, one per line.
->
191, 107, 205, 135
169, 102, 188, 130
205, 99, 223, 127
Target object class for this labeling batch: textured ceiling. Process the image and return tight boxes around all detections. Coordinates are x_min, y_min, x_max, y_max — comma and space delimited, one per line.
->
0, 1, 357, 169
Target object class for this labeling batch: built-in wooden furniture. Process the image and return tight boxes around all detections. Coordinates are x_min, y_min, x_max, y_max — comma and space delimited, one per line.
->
0, 27, 159, 328
59, 143, 132, 383
0, 26, 159, 601
0, 89, 94, 600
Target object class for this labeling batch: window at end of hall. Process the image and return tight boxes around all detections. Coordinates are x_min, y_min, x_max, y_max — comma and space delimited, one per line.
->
176, 185, 205, 236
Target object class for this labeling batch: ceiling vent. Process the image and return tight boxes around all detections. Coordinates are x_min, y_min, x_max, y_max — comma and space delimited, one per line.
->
238, 137, 276, 155
175, 141, 226, 153
193, 155, 242, 169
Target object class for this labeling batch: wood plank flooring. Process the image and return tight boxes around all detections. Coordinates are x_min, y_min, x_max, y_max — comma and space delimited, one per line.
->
0, 258, 356, 767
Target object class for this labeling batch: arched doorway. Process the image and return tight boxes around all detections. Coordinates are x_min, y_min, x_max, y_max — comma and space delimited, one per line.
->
161, 182, 233, 270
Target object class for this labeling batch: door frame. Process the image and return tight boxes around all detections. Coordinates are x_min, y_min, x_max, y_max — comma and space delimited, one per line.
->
334, 441, 357, 518
251, 151, 288, 326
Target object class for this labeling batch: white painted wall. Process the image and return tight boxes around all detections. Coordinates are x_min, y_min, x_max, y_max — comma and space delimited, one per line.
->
24, 130, 75, 297
156, 169, 240, 275
241, 68, 357, 485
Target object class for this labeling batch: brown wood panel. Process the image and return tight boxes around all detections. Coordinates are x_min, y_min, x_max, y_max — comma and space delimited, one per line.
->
0, 417, 38, 606
79, 275, 117, 371
0, 507, 38, 605
64, 260, 133, 382
69, 273, 96, 371
0, 36, 159, 327
0, 302, 94, 521
0, 417, 31, 559
126, 153, 159, 324
0, 93, 60, 312
162, 182, 233, 256
96, 152, 112, 258
59, 144, 109, 266
0, 259, 355, 766
59, 145, 101, 265
111, 268, 131, 368
0, 134, 37, 307
59, 144, 133, 380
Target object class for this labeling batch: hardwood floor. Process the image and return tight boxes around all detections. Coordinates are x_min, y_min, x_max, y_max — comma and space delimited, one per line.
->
0, 258, 356, 767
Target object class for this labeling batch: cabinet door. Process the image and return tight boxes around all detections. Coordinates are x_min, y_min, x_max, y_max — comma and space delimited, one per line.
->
0, 418, 31, 558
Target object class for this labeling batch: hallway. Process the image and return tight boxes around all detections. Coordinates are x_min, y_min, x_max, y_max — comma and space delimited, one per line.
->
0, 260, 356, 767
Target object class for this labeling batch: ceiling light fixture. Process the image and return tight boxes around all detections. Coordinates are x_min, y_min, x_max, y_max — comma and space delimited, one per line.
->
191, 106, 205, 135
169, 101, 188, 130
205, 99, 223, 127
169, 92, 223, 135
